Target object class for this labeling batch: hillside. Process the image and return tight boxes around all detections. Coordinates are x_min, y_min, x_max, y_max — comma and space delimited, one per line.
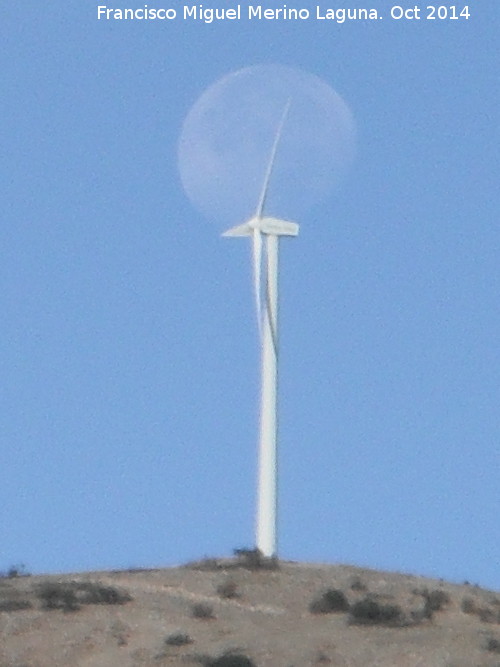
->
1, 553, 500, 666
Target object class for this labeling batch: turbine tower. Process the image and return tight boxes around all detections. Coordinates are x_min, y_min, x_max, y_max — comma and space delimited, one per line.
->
223, 101, 298, 558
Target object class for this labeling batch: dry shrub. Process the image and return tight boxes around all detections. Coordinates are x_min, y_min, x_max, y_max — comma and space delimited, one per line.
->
233, 548, 279, 571
209, 652, 256, 667
37, 583, 80, 612
350, 577, 367, 592
486, 638, 500, 653
216, 579, 239, 599
461, 596, 500, 623
1, 564, 30, 579
421, 588, 450, 613
192, 602, 215, 619
461, 596, 476, 614
349, 597, 404, 627
37, 581, 131, 612
165, 632, 193, 646
74, 582, 132, 605
309, 589, 349, 614
0, 599, 33, 612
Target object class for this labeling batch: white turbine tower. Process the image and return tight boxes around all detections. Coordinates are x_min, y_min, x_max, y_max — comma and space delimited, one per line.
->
223, 101, 298, 558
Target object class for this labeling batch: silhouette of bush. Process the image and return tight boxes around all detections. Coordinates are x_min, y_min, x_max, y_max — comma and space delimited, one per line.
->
478, 607, 497, 623
409, 588, 450, 620
122, 566, 155, 573
37, 583, 80, 612
0, 599, 33, 612
74, 582, 132, 605
349, 597, 404, 626
421, 588, 450, 614
233, 548, 279, 570
217, 580, 239, 599
461, 596, 476, 614
37, 581, 131, 612
309, 589, 349, 614
208, 652, 256, 667
165, 632, 193, 646
0, 564, 30, 579
486, 638, 500, 653
460, 597, 499, 623
192, 602, 215, 619
350, 577, 367, 592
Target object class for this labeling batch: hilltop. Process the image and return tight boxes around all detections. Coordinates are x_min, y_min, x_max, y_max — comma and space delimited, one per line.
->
1, 553, 500, 666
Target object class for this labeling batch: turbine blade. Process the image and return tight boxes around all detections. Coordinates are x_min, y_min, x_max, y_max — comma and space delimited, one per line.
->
255, 98, 292, 219
222, 222, 253, 237
253, 227, 263, 336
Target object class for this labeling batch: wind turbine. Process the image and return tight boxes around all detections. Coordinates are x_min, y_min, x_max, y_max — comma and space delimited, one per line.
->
223, 101, 299, 558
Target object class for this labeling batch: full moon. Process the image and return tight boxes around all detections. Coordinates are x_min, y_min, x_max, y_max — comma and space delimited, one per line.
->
178, 65, 356, 227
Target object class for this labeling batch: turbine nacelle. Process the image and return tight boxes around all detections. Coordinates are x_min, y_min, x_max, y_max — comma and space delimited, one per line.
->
222, 216, 299, 238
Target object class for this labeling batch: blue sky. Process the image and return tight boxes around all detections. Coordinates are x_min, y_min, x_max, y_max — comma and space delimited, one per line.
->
1, 2, 499, 590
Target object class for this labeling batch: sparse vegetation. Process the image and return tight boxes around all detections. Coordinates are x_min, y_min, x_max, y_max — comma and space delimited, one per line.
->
0, 564, 30, 579
233, 547, 279, 570
460, 596, 500, 623
184, 549, 279, 572
486, 637, 500, 653
420, 588, 450, 614
3, 559, 499, 664
165, 632, 193, 646
185, 557, 223, 571
36, 581, 132, 612
73, 581, 132, 605
478, 607, 498, 623
350, 577, 367, 592
349, 597, 405, 627
309, 588, 349, 614
119, 566, 156, 574
410, 588, 450, 619
217, 579, 240, 599
461, 596, 476, 614
208, 652, 256, 667
0, 599, 33, 612
314, 650, 332, 663
110, 619, 129, 646
192, 602, 215, 619
37, 582, 80, 612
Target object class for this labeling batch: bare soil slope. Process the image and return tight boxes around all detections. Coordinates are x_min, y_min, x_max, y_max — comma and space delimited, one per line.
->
1, 555, 500, 666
